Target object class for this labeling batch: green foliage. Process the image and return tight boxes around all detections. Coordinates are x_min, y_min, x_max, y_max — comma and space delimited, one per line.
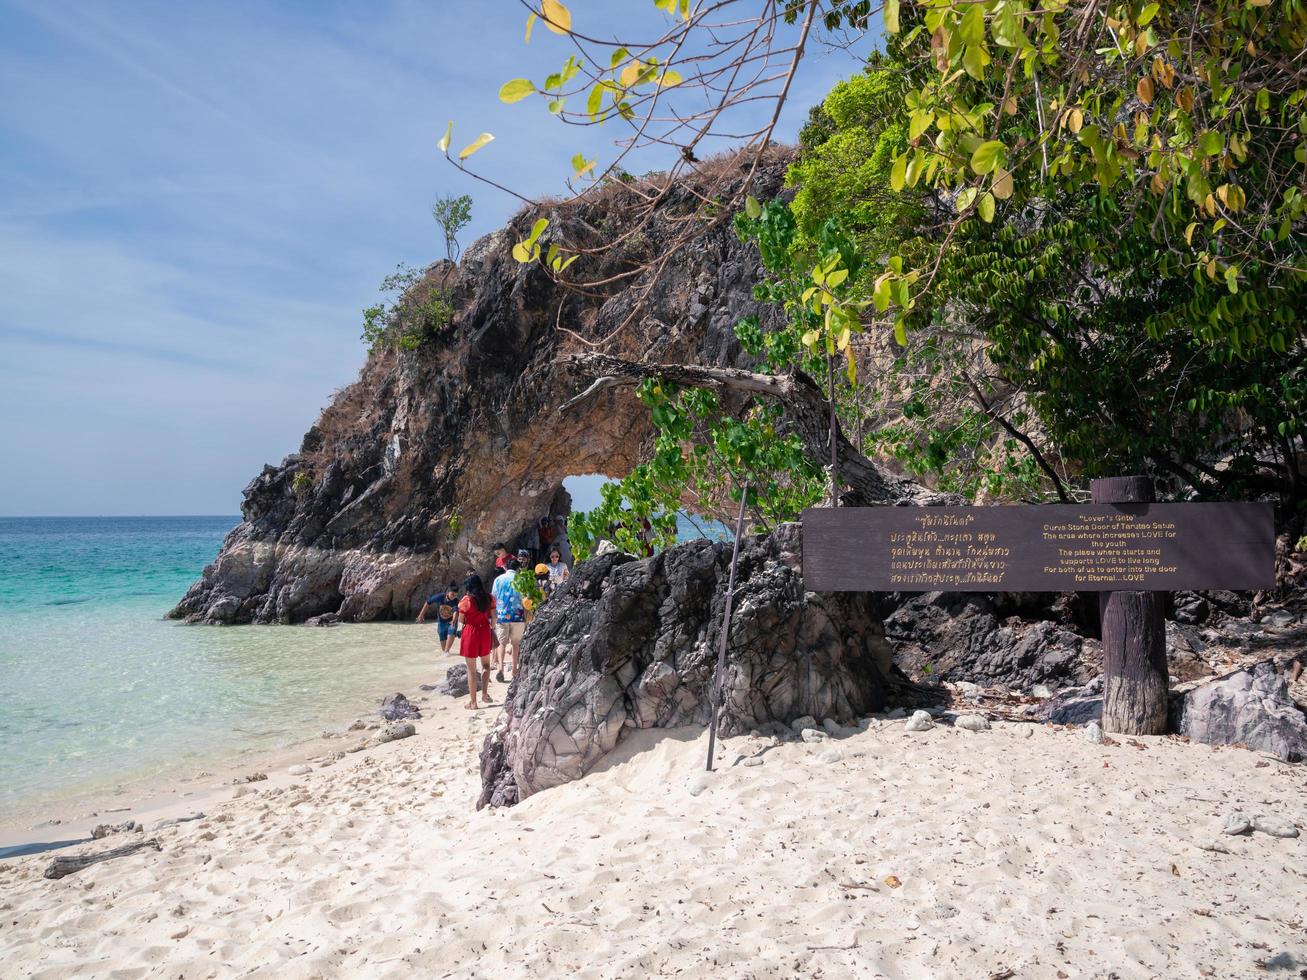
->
877, 0, 1307, 354
447, 507, 463, 537
513, 567, 545, 607
291, 471, 313, 496
567, 381, 824, 562
432, 194, 472, 262
361, 263, 454, 353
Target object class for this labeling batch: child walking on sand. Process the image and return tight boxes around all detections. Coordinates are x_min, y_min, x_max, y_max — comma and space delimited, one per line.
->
456, 574, 496, 710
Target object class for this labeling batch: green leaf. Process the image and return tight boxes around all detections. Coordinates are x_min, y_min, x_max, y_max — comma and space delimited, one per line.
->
437, 120, 453, 154
884, 0, 900, 34
744, 195, 761, 219
458, 133, 495, 160
894, 319, 908, 346
962, 44, 990, 81
499, 79, 534, 104
970, 140, 1005, 175
826, 268, 849, 288
656, 69, 683, 88
958, 3, 984, 45
890, 153, 907, 192
524, 12, 537, 42
956, 186, 979, 211
1224, 264, 1238, 293
586, 84, 605, 119
528, 218, 549, 243
1138, 2, 1159, 25
610, 47, 629, 69
977, 191, 995, 223
571, 153, 596, 177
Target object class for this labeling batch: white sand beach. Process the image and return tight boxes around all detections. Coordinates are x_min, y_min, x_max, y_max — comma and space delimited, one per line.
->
2, 685, 1304, 979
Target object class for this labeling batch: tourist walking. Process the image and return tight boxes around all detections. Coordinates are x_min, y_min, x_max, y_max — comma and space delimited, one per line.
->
456, 574, 495, 710
492, 558, 526, 682
416, 583, 462, 653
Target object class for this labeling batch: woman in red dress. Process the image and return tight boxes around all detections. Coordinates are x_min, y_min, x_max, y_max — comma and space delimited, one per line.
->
457, 574, 496, 709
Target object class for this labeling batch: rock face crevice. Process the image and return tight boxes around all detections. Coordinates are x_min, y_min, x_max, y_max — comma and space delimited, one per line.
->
171, 153, 819, 624
478, 523, 893, 808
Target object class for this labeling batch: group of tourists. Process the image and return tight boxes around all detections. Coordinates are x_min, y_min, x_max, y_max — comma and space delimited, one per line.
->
416, 524, 571, 710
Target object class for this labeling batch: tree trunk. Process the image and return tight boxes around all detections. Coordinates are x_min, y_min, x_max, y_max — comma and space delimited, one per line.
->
1092, 476, 1169, 735
560, 353, 947, 508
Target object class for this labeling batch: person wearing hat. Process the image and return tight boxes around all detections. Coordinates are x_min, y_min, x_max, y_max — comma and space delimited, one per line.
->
534, 562, 552, 599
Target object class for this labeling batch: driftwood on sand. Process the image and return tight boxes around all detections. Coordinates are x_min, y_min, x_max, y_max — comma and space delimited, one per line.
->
44, 838, 161, 880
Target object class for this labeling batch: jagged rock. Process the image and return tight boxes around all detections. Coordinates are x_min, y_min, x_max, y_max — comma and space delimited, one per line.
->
438, 663, 469, 698
954, 713, 991, 732
477, 525, 896, 808
1171, 661, 1307, 762
905, 710, 934, 732
168, 156, 809, 625
1029, 684, 1053, 699
791, 715, 818, 733
379, 693, 421, 721
372, 722, 416, 745
886, 592, 1100, 693
1083, 720, 1105, 744
303, 613, 340, 627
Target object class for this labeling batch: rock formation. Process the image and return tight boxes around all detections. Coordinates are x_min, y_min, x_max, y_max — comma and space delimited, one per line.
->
478, 523, 894, 808
1171, 661, 1307, 762
885, 591, 1101, 692
171, 152, 808, 624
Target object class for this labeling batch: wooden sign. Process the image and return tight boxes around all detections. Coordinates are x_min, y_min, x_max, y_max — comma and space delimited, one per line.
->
802, 502, 1275, 593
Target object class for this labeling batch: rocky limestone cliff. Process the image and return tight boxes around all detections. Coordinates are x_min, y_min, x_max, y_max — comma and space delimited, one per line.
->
171, 152, 825, 624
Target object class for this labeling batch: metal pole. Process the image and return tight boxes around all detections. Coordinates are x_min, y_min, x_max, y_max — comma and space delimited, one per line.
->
827, 354, 839, 507
705, 483, 751, 772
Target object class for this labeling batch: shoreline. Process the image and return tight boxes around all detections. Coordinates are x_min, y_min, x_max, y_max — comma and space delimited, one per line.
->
0, 646, 465, 858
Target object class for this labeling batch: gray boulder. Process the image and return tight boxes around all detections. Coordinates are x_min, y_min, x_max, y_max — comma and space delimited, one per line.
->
1171, 661, 1307, 762
1037, 677, 1104, 725
438, 663, 470, 698
373, 722, 416, 745
379, 693, 421, 721
478, 525, 893, 808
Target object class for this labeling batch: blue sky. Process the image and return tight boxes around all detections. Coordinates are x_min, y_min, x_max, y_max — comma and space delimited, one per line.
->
0, 0, 863, 516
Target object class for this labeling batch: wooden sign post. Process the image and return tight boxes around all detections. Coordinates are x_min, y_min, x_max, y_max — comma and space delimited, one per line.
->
1091, 477, 1167, 734
802, 486, 1275, 735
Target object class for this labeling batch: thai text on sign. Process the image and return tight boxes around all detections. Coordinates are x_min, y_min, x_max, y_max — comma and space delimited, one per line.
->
802, 503, 1274, 592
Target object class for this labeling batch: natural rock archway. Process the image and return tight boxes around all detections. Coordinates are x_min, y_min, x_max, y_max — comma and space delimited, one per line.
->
171, 153, 809, 624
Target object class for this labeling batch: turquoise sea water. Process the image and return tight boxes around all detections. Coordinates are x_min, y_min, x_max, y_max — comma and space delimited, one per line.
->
0, 517, 442, 818
0, 514, 734, 819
